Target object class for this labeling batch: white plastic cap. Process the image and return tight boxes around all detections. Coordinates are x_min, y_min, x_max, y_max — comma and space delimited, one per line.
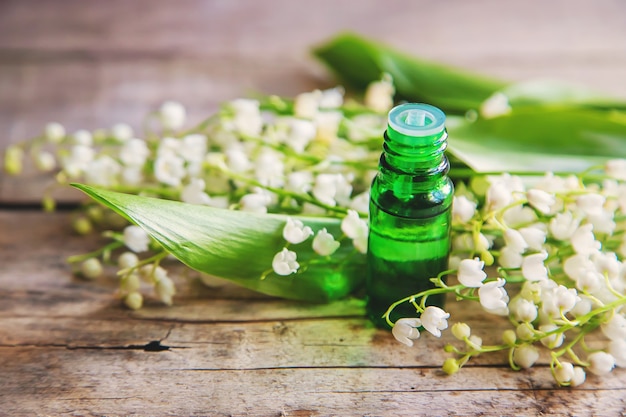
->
387, 103, 446, 137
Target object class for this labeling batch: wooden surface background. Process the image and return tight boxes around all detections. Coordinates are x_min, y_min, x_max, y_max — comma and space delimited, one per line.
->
2, 1, 626, 416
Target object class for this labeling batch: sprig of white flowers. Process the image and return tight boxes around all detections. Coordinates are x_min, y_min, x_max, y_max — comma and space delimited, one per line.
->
385, 165, 626, 387
4, 76, 394, 309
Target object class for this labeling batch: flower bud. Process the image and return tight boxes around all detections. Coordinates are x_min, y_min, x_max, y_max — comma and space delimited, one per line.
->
4, 145, 24, 175
451, 322, 471, 340
118, 252, 139, 270
587, 351, 615, 376
73, 217, 93, 235
571, 366, 586, 386
81, 258, 103, 280
516, 322, 535, 341
45, 122, 66, 143
124, 292, 143, 310
502, 330, 517, 345
513, 345, 539, 369
443, 344, 456, 353
442, 358, 460, 375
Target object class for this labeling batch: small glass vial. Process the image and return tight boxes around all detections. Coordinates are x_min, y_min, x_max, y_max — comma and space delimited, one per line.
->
366, 103, 453, 328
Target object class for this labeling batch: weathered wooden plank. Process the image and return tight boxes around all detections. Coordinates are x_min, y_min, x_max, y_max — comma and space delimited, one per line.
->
0, 347, 624, 417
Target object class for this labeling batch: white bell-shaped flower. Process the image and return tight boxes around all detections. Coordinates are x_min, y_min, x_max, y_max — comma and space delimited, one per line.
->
123, 225, 150, 253
312, 228, 340, 256
608, 339, 626, 367
571, 223, 601, 256
601, 314, 626, 341
120, 138, 150, 167
587, 351, 616, 376
513, 344, 539, 369
111, 123, 134, 142
478, 278, 509, 315
554, 361, 575, 385
521, 251, 549, 282
503, 228, 528, 254
272, 248, 299, 276
282, 218, 313, 244
571, 367, 587, 386
606, 159, 626, 181
518, 227, 546, 251
392, 318, 421, 347
159, 101, 187, 130
512, 297, 538, 323
452, 195, 476, 223
154, 153, 186, 187
549, 211, 580, 240
498, 246, 524, 268
419, 306, 450, 337
155, 274, 176, 306
45, 122, 66, 143
576, 193, 605, 217
341, 210, 368, 240
526, 189, 555, 214
457, 258, 487, 288
539, 323, 564, 348
181, 178, 212, 205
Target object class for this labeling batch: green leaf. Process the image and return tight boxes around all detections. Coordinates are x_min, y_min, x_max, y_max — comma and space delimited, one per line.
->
501, 79, 626, 110
447, 107, 626, 173
313, 32, 507, 114
73, 184, 366, 303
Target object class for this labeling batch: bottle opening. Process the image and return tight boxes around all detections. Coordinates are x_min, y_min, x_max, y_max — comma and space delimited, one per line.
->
388, 103, 445, 137
404, 110, 428, 127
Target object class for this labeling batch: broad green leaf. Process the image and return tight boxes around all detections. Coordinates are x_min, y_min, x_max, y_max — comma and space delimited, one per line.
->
313, 32, 507, 114
447, 107, 626, 173
502, 79, 626, 110
73, 184, 366, 303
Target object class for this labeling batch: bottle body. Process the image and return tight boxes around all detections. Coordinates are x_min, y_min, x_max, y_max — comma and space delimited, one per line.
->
366, 103, 453, 328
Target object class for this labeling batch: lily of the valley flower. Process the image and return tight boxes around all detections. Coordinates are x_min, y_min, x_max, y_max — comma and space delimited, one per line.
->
587, 351, 616, 375
452, 195, 477, 223
526, 188, 556, 214
272, 248, 299, 276
283, 218, 314, 244
457, 258, 487, 287
478, 278, 509, 315
601, 314, 626, 341
521, 251, 549, 282
420, 306, 450, 337
392, 318, 421, 347
181, 178, 212, 205
554, 361, 575, 385
513, 344, 539, 369
571, 224, 601, 255
45, 122, 66, 143
123, 225, 150, 253
341, 209, 368, 254
312, 228, 340, 256
159, 101, 187, 130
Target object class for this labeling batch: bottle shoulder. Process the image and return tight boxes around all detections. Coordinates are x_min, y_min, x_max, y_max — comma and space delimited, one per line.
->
370, 178, 454, 219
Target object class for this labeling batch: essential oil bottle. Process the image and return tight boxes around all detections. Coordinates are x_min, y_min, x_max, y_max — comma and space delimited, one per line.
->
366, 103, 453, 328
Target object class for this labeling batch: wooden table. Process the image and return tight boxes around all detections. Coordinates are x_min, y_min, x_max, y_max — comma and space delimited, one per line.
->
2, 1, 626, 415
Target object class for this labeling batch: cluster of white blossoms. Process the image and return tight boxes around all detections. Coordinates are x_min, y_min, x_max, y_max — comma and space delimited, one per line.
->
270, 210, 368, 278
387, 164, 626, 387
4, 77, 394, 309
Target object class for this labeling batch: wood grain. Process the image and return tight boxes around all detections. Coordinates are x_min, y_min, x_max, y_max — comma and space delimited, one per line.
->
2, 1, 626, 415
2, 0, 626, 203
2, 210, 626, 416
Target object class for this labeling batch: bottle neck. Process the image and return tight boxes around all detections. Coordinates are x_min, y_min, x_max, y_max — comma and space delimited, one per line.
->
382, 129, 448, 174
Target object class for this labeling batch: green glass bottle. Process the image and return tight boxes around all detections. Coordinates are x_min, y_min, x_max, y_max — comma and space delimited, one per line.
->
367, 103, 453, 328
